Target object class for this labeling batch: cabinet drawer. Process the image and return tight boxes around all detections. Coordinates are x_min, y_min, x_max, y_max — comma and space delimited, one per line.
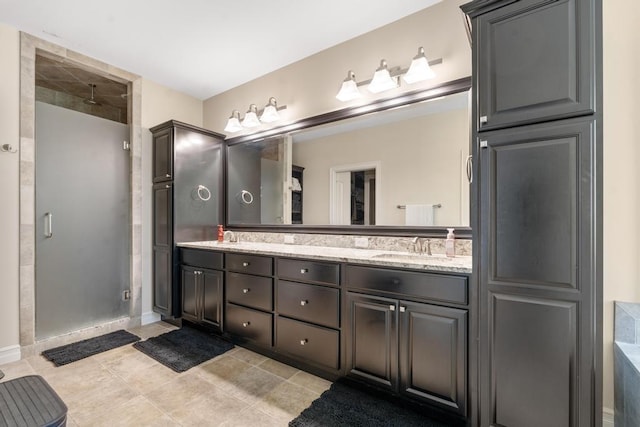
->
180, 249, 223, 270
227, 272, 273, 311
227, 253, 273, 276
277, 281, 339, 329
225, 303, 272, 348
346, 265, 468, 305
277, 258, 339, 286
276, 316, 340, 370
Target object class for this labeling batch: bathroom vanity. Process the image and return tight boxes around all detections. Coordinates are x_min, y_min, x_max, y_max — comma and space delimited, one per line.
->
177, 241, 471, 418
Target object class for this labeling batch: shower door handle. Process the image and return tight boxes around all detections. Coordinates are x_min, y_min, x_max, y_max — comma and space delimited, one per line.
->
44, 212, 53, 238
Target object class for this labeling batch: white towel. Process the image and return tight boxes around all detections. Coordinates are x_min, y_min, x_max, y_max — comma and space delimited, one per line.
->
405, 204, 434, 226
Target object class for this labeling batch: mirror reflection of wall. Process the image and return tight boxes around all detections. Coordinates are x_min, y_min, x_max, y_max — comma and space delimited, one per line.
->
226, 88, 470, 228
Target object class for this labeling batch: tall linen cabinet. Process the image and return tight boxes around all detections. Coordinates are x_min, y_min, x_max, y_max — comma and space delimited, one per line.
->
461, 0, 602, 426
151, 121, 225, 318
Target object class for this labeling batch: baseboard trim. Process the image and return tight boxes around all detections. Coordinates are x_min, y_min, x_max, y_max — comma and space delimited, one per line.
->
603, 408, 615, 427
0, 345, 21, 365
142, 311, 161, 325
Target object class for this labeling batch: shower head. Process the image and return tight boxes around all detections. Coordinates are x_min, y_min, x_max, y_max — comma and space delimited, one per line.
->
83, 84, 101, 106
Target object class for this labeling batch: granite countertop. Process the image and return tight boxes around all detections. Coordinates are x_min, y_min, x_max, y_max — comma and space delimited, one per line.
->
177, 240, 472, 274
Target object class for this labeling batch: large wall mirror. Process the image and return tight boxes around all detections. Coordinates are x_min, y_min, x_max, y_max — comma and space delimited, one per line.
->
225, 77, 472, 237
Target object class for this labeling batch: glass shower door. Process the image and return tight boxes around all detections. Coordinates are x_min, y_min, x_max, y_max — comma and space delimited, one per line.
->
35, 102, 130, 340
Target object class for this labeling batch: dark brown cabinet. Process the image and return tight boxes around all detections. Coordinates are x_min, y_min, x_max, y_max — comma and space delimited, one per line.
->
180, 249, 224, 329
346, 292, 467, 416
462, 0, 602, 424
181, 266, 223, 329
150, 121, 224, 318
152, 182, 173, 316
466, 0, 596, 131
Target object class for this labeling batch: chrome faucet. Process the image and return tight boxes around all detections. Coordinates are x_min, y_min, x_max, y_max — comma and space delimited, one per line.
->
410, 237, 431, 256
223, 230, 237, 243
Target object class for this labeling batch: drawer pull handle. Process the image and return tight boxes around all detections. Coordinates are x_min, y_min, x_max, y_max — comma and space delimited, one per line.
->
242, 288, 250, 294
242, 262, 250, 267
242, 322, 250, 328
480, 115, 488, 124
300, 268, 309, 274
389, 305, 395, 311
300, 339, 308, 346
400, 306, 406, 313
300, 300, 308, 306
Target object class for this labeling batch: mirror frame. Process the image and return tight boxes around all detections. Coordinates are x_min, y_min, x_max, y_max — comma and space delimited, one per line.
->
224, 76, 472, 238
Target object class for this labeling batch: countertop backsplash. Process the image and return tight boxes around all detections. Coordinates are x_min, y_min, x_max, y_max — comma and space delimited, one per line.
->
225, 231, 472, 257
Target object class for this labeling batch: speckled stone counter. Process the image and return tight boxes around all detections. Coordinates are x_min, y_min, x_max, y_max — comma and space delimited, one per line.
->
177, 241, 472, 274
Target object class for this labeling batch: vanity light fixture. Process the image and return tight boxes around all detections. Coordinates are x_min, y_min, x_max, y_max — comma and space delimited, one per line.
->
336, 71, 362, 102
335, 46, 443, 101
224, 98, 288, 134
403, 47, 436, 84
241, 104, 261, 128
368, 60, 399, 93
224, 110, 243, 133
260, 97, 281, 123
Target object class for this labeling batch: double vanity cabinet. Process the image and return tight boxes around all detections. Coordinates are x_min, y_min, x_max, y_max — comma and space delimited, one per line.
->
177, 244, 470, 419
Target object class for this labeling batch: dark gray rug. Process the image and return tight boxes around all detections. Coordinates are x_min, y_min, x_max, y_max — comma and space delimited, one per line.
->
133, 326, 234, 372
290, 381, 454, 427
42, 330, 140, 366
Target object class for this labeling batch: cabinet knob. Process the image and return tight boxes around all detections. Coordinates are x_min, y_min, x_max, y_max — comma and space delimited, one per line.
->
165, 184, 171, 189
391, 279, 400, 285
480, 115, 488, 124
300, 300, 308, 306
300, 339, 308, 346
300, 268, 308, 274
389, 305, 395, 311
400, 306, 406, 313
242, 262, 250, 267
242, 288, 250, 294
165, 173, 171, 178
242, 322, 250, 328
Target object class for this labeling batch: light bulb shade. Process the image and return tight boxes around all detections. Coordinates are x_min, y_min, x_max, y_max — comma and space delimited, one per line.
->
260, 98, 280, 123
368, 60, 398, 93
403, 47, 435, 84
241, 105, 261, 128
336, 71, 362, 102
224, 110, 243, 133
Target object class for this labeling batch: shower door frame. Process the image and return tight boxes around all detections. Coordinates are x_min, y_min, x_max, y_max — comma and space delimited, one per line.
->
18, 33, 143, 354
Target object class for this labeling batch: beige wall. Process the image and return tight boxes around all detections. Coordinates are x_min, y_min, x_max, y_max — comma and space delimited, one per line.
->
203, 0, 471, 134
602, 0, 640, 413
0, 23, 21, 359
293, 107, 469, 226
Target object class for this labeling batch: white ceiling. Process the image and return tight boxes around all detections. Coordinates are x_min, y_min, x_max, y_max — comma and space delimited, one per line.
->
0, 0, 441, 100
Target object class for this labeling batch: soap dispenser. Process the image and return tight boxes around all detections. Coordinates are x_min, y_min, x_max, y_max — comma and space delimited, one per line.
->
445, 228, 455, 258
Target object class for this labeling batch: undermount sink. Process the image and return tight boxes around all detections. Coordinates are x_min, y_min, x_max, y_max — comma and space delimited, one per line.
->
371, 253, 442, 262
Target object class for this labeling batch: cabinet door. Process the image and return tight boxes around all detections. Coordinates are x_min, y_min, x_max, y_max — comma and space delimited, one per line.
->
478, 117, 598, 427
399, 302, 467, 416
152, 182, 175, 316
201, 269, 223, 329
474, 0, 595, 130
152, 127, 173, 182
181, 266, 199, 322
346, 292, 397, 390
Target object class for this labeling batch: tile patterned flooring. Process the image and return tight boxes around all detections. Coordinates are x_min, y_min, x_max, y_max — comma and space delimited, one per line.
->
0, 322, 331, 426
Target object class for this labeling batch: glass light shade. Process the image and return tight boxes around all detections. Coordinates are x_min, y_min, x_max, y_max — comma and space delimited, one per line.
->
224, 111, 243, 133
368, 60, 398, 93
241, 105, 261, 128
260, 99, 280, 123
403, 47, 436, 84
336, 71, 362, 102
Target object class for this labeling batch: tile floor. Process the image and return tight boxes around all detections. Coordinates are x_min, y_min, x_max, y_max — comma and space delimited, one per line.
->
0, 322, 332, 426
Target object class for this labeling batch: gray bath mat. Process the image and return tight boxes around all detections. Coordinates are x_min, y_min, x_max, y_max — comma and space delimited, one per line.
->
42, 330, 140, 366
290, 380, 456, 427
133, 326, 234, 372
